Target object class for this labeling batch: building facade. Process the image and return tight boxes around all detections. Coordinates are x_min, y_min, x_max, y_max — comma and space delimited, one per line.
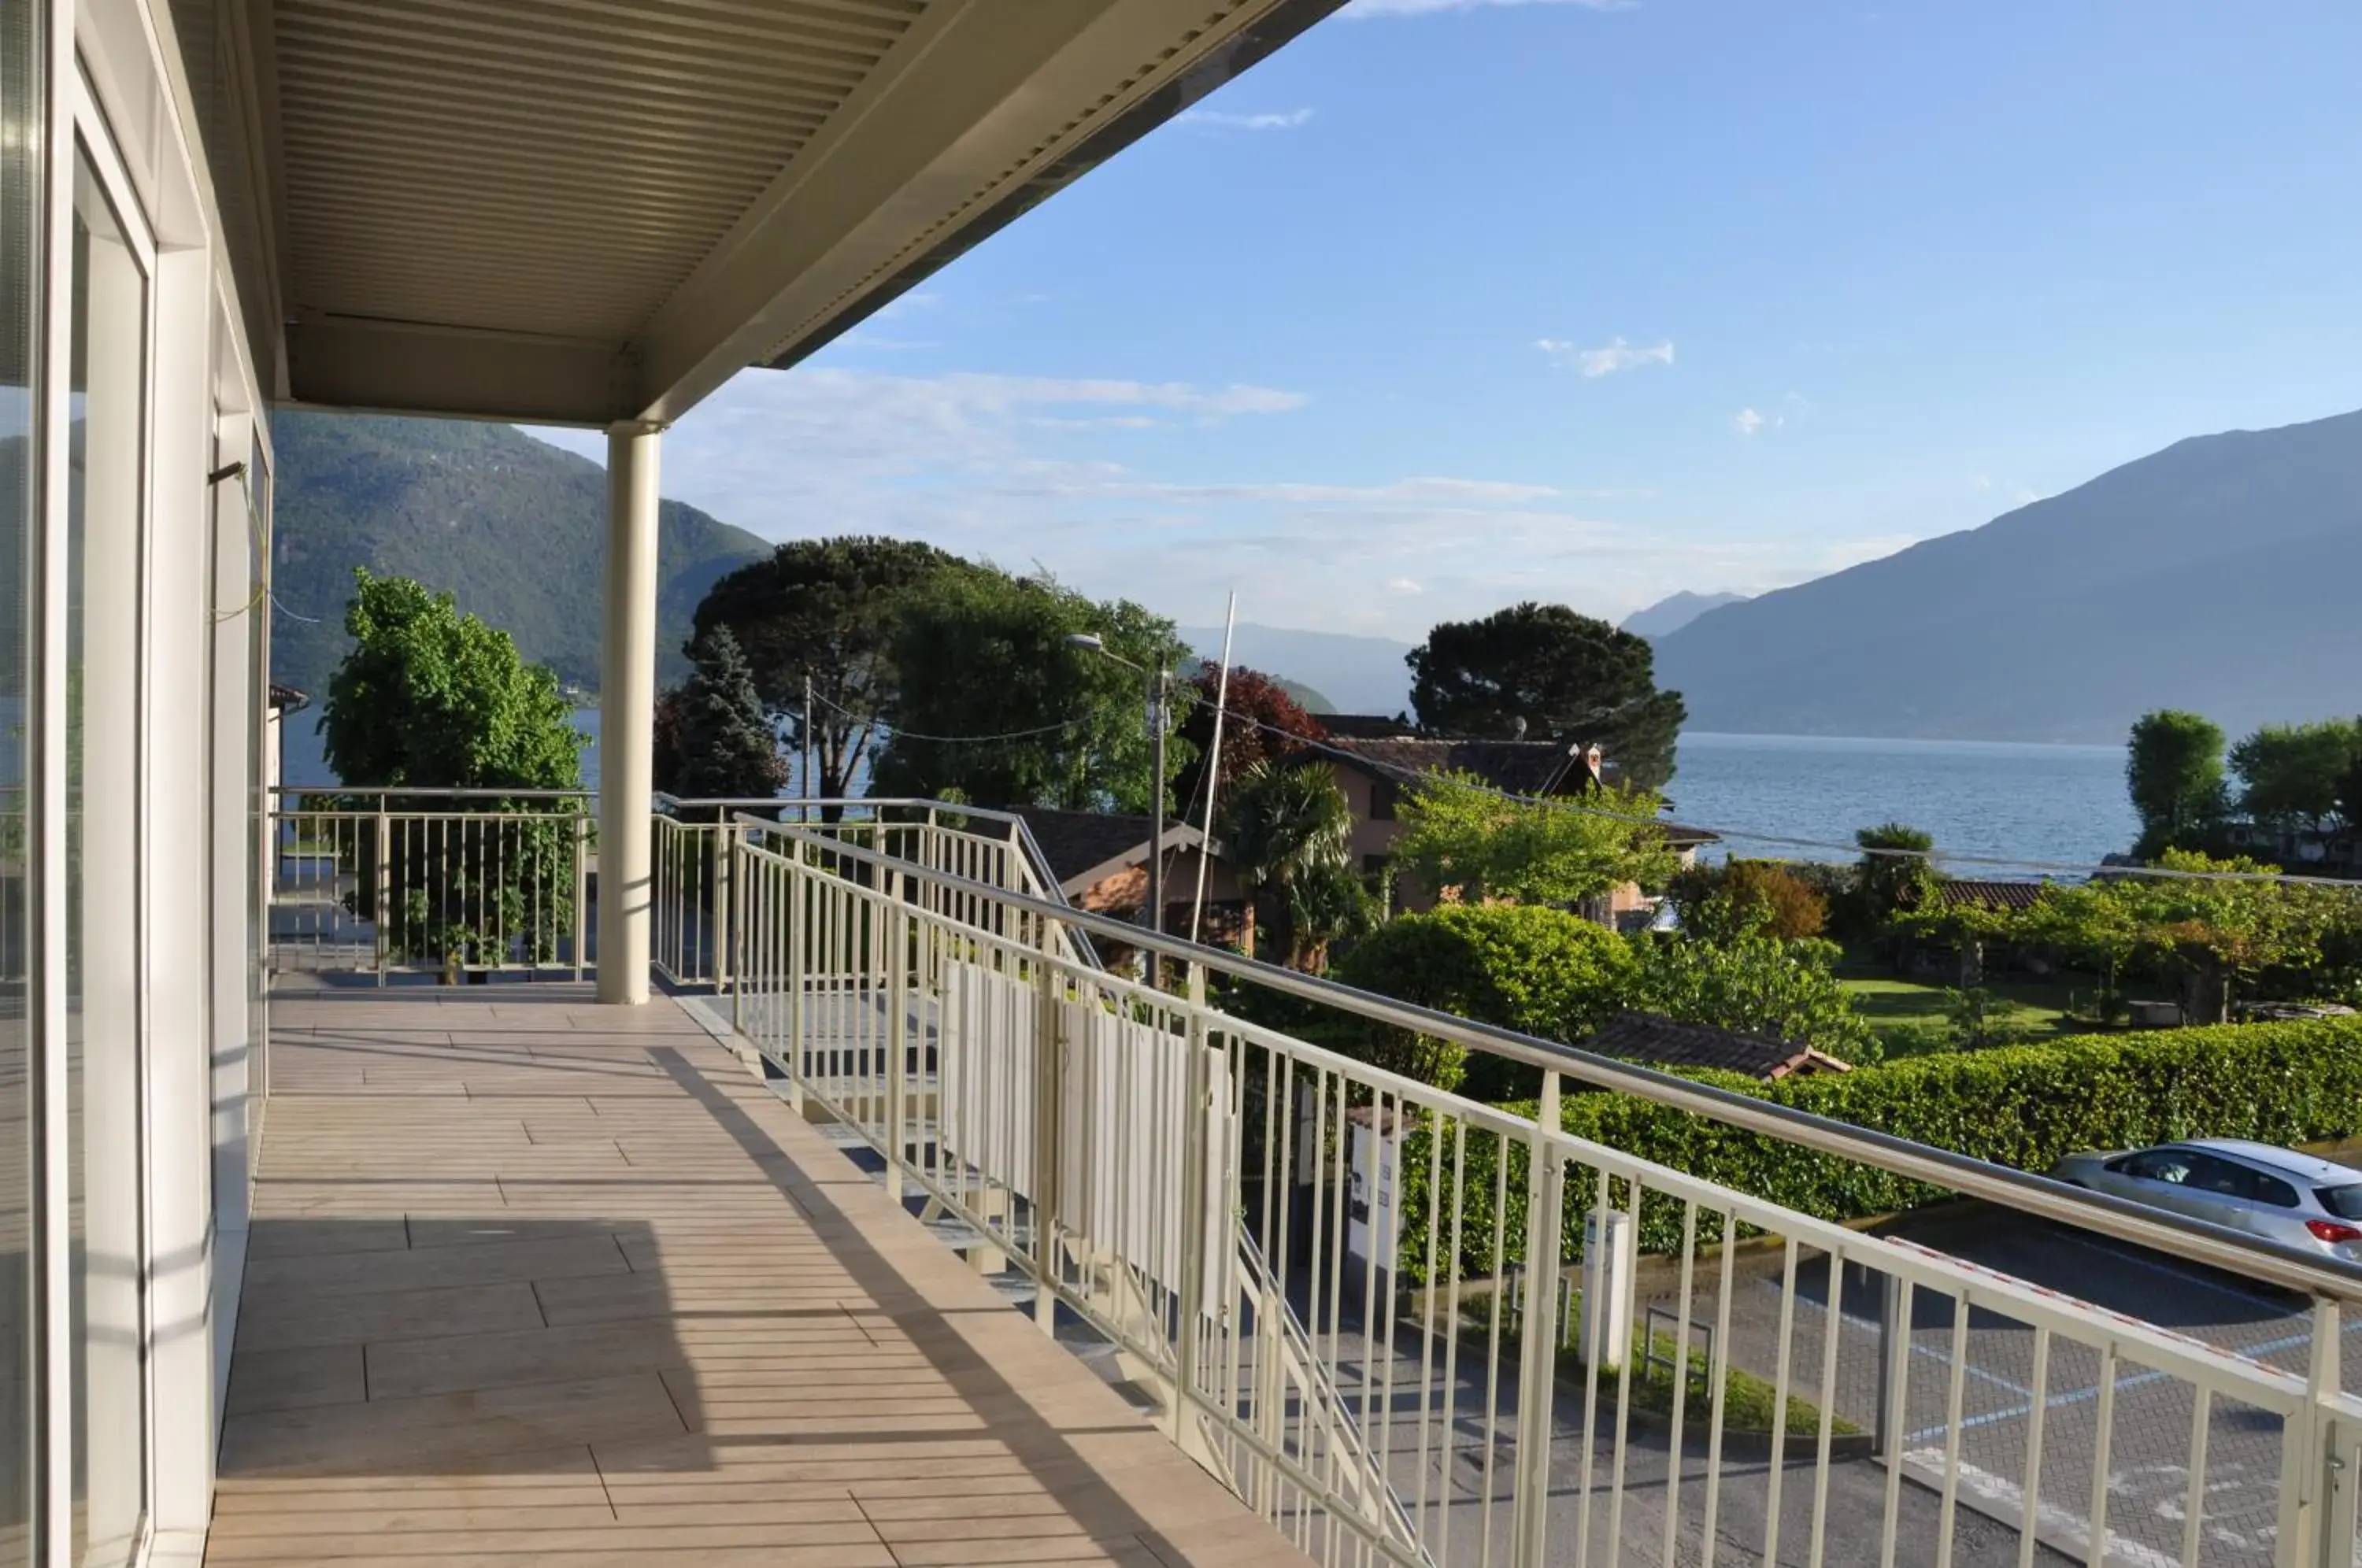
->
0, 1, 1348, 1560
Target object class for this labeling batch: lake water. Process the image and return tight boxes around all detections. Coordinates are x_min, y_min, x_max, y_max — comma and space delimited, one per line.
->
1668, 731, 2138, 873
285, 712, 2138, 875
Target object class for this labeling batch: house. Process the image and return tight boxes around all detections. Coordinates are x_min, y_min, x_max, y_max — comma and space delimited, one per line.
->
1901, 878, 2052, 982
1013, 807, 1255, 959
1301, 726, 1715, 918
1584, 1011, 1854, 1081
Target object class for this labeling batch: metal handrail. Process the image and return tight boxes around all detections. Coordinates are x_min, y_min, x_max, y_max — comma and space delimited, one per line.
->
743, 812, 2362, 1304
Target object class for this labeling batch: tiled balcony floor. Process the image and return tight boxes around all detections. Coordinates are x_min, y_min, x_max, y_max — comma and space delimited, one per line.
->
205, 982, 1312, 1567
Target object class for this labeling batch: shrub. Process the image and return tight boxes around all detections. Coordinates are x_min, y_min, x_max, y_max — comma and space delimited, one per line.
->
1327, 904, 1635, 1099
1396, 1015, 2362, 1282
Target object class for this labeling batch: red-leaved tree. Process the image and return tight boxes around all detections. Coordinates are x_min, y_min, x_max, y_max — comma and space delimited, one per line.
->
1172, 663, 1327, 823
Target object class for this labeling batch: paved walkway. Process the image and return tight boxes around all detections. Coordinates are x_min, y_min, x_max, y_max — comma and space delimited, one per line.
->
206, 982, 1311, 1567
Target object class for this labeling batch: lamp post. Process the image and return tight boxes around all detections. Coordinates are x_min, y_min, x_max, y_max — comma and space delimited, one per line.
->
1066, 633, 1170, 986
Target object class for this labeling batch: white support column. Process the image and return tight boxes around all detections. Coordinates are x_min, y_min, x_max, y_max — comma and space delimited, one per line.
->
597, 423, 662, 1004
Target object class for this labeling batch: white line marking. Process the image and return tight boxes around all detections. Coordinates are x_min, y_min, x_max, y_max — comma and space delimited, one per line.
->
1902, 1450, 2183, 1568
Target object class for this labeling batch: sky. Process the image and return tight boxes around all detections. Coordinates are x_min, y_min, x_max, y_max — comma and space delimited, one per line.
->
529, 0, 2362, 642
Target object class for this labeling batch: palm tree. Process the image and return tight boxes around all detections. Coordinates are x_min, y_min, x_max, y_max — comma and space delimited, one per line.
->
1220, 760, 1362, 968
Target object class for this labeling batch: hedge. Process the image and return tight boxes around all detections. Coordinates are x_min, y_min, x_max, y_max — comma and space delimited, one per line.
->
1394, 1015, 2362, 1283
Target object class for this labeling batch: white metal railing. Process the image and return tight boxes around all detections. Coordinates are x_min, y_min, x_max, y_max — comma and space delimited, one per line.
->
266, 786, 594, 980
725, 815, 2362, 1568
650, 793, 1093, 988
264, 789, 1093, 985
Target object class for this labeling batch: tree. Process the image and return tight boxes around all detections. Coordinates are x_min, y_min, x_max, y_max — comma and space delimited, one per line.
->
324, 568, 586, 790
1390, 769, 1677, 908
1854, 822, 1938, 930
672, 626, 787, 804
869, 567, 1196, 814
1627, 933, 1878, 1064
2127, 710, 2228, 858
651, 685, 688, 796
1667, 859, 1828, 943
320, 570, 587, 964
2232, 719, 2362, 841
1219, 759, 1362, 969
1170, 663, 1326, 823
1406, 602, 1686, 790
1329, 904, 1637, 1098
691, 536, 961, 800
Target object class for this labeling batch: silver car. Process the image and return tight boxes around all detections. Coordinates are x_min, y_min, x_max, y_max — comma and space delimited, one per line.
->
2050, 1138, 2362, 1260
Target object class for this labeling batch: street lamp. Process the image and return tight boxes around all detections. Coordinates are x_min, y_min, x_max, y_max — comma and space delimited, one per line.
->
1065, 632, 1172, 985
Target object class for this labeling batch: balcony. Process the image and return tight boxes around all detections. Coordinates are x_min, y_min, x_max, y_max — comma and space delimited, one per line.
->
228, 794, 2362, 1568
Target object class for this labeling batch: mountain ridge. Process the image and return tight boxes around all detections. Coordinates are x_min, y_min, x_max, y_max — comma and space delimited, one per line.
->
1653, 408, 2362, 742
271, 413, 770, 701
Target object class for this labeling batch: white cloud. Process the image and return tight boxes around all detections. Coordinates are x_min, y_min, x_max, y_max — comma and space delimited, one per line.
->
1538, 337, 1675, 377
520, 364, 1916, 642
1347, 0, 1632, 16
1175, 107, 1316, 131
1732, 407, 1777, 436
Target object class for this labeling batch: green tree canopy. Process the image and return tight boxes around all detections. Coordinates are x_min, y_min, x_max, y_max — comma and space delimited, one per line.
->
1627, 932, 1878, 1065
2127, 709, 2228, 857
1668, 859, 1829, 943
322, 568, 586, 790
1390, 769, 1677, 908
869, 567, 1196, 814
1218, 759, 1365, 969
1853, 822, 1938, 924
1405, 601, 1686, 790
691, 536, 961, 798
2232, 718, 2362, 838
671, 625, 787, 804
1329, 904, 1638, 1098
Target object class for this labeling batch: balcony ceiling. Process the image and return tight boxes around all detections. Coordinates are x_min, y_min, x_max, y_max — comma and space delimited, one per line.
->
253, 0, 1342, 427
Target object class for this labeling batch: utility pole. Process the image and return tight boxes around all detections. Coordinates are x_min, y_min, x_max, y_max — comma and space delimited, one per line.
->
1146, 665, 1166, 990
802, 674, 814, 822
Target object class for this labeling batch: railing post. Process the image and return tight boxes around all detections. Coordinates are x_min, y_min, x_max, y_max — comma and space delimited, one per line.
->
886, 866, 909, 1203
787, 836, 807, 1115
727, 823, 743, 1034
1172, 963, 1212, 1445
372, 798, 391, 986
713, 821, 733, 990
2282, 1298, 2350, 1568
1032, 911, 1065, 1335
1510, 1071, 1565, 1566
572, 809, 589, 981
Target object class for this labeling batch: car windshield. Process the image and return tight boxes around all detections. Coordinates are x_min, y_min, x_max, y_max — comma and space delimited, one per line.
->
2318, 1186, 2362, 1221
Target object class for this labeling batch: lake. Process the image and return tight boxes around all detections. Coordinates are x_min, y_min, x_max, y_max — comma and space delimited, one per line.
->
285, 712, 2138, 875
1668, 731, 2138, 873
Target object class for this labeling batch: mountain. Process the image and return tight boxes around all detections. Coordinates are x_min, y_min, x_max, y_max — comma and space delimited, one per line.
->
1179, 623, 1414, 717
1621, 590, 1749, 640
1653, 408, 2362, 743
270, 413, 770, 701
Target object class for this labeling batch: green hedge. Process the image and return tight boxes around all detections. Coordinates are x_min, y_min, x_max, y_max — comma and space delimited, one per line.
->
1396, 1015, 2362, 1283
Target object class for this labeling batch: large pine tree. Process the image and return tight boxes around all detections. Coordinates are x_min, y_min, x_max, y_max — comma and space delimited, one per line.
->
672, 625, 787, 804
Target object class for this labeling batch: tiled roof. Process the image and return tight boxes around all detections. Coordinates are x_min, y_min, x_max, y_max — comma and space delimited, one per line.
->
1010, 808, 1203, 893
1583, 1010, 1853, 1080
1936, 879, 2049, 912
1318, 713, 1421, 740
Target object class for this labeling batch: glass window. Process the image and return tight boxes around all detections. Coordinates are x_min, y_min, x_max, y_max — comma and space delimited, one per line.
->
0, 0, 35, 1555
2120, 1148, 2197, 1185
68, 148, 149, 1568
2319, 1186, 2362, 1222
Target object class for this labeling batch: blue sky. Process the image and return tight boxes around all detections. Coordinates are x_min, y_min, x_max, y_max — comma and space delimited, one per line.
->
531, 0, 2362, 640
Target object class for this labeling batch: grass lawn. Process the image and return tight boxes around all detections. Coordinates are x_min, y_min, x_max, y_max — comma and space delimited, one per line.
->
1569, 1329, 1846, 1438
1837, 969, 2103, 1057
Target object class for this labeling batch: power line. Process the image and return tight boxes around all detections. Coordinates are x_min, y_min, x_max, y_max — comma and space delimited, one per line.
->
806, 687, 1090, 745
